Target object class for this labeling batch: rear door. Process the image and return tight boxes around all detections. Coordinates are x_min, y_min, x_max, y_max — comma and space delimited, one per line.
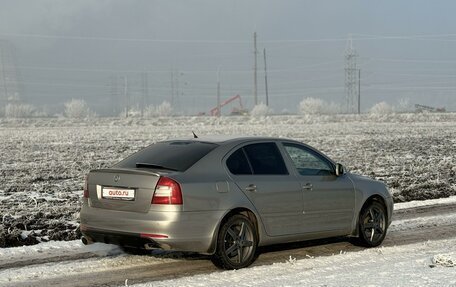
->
281, 142, 355, 234
226, 142, 303, 236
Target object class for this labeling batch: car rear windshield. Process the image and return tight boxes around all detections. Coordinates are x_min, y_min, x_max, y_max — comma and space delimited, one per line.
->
114, 140, 218, 172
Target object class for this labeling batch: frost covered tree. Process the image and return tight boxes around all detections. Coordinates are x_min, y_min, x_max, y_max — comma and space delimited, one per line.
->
143, 105, 156, 118
369, 102, 393, 115
143, 101, 173, 117
250, 102, 272, 117
299, 97, 339, 115
156, 101, 173, 117
396, 98, 412, 113
4, 103, 35, 118
64, 99, 91, 118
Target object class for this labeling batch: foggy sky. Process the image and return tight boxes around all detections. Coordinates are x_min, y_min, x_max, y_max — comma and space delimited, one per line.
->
1, 0, 456, 115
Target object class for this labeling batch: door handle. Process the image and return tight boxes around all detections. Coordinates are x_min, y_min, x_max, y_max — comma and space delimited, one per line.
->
245, 184, 257, 192
302, 183, 313, 191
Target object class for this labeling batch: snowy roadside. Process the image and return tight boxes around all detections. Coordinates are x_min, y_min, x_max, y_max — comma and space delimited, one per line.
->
132, 238, 456, 287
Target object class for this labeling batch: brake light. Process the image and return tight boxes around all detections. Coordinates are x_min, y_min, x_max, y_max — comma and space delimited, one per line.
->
152, 177, 183, 205
83, 175, 89, 198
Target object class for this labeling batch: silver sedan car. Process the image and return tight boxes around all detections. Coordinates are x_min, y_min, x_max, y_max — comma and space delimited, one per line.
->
80, 136, 393, 269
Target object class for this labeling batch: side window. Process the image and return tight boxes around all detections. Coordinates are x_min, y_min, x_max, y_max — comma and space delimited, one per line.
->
283, 143, 334, 176
243, 143, 288, 175
226, 148, 252, 175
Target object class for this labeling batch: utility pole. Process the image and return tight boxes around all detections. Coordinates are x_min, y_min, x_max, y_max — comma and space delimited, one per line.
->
358, 69, 361, 114
175, 71, 180, 113
263, 48, 269, 106
141, 71, 148, 117
170, 70, 174, 106
109, 75, 119, 116
253, 32, 258, 106
124, 76, 129, 118
216, 68, 221, 117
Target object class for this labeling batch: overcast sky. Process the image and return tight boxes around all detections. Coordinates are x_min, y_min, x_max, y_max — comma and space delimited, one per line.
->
1, 0, 456, 115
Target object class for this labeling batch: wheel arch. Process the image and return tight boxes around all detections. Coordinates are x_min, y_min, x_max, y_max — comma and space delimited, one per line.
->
207, 207, 260, 254
352, 194, 388, 237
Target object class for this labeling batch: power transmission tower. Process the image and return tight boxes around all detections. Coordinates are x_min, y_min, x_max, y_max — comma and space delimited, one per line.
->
0, 39, 21, 110
253, 32, 258, 106
344, 35, 359, 114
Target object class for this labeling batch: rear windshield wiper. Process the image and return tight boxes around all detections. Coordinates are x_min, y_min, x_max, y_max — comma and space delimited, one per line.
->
135, 163, 178, 171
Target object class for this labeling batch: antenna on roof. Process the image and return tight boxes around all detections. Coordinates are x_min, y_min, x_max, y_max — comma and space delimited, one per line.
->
192, 131, 198, 138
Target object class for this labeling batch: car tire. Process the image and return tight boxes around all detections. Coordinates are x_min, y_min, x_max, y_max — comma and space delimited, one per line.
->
211, 214, 258, 269
357, 201, 388, 247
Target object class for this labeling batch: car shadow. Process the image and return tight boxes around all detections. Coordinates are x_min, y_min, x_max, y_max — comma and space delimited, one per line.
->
142, 236, 355, 262
258, 236, 351, 254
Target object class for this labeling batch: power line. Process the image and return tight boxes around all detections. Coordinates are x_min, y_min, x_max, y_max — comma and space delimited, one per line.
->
364, 86, 456, 91
15, 64, 344, 74
5, 32, 456, 44
363, 57, 456, 64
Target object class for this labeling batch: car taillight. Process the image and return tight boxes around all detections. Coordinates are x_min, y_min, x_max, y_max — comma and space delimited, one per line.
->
152, 177, 183, 205
83, 175, 89, 198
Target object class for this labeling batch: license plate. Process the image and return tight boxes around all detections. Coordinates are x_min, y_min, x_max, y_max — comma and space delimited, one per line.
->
102, 187, 135, 201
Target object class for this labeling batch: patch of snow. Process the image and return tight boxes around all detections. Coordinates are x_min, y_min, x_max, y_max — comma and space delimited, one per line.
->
394, 195, 456, 210
390, 213, 456, 232
0, 240, 117, 263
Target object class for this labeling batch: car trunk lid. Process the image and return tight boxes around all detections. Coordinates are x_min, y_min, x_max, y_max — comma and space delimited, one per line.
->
87, 168, 162, 213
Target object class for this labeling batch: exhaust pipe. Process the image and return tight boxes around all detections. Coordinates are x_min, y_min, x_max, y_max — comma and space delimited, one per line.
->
81, 236, 93, 245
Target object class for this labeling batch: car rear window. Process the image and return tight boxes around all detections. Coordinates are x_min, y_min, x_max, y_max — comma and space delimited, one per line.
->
114, 141, 218, 171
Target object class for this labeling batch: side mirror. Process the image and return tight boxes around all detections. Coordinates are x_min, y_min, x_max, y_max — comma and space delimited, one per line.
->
335, 163, 345, 176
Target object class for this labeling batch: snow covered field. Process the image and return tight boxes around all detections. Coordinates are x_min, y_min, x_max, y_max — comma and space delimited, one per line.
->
1, 113, 455, 248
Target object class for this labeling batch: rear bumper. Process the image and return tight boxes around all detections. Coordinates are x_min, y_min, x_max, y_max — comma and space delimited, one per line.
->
80, 204, 224, 254
81, 227, 161, 249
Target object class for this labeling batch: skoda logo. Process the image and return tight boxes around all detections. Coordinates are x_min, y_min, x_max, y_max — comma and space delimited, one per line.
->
114, 175, 120, 182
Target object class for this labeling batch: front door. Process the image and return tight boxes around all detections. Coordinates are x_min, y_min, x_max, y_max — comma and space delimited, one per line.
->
281, 142, 355, 234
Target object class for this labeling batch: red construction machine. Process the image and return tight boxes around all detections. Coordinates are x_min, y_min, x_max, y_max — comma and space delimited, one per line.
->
209, 94, 248, 116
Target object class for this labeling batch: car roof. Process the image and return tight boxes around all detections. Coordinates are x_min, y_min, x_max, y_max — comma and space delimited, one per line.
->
162, 135, 298, 145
